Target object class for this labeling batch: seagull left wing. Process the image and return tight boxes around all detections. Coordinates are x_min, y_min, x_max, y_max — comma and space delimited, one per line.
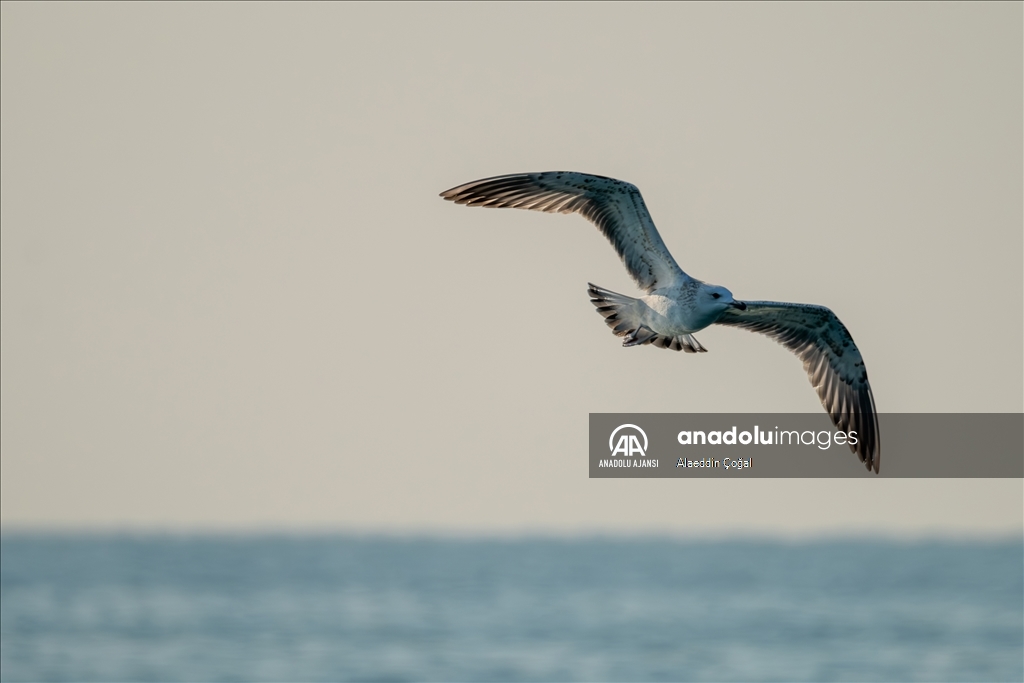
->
715, 302, 880, 472
440, 172, 687, 292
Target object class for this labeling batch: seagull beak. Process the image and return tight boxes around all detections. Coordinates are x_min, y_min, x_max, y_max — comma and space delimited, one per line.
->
730, 301, 747, 311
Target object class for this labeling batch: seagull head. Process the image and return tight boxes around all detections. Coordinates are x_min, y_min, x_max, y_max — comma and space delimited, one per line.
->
699, 284, 746, 314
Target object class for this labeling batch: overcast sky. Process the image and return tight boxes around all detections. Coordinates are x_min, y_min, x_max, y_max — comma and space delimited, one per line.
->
2, 3, 1021, 535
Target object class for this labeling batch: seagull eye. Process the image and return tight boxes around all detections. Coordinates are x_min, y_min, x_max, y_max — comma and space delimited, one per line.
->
712, 293, 721, 299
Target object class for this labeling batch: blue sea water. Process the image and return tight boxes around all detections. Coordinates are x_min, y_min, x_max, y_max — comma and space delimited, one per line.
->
0, 535, 1021, 682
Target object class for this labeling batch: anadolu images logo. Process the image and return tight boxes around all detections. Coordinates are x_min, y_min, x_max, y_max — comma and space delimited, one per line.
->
609, 424, 648, 457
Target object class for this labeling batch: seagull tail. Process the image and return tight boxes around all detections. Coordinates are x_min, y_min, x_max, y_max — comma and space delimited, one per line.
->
587, 283, 707, 353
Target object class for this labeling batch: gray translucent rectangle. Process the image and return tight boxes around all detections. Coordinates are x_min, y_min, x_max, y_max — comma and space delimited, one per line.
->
589, 414, 1023, 477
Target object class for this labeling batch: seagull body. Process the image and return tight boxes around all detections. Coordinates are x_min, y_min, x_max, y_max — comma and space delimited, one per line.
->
440, 172, 880, 472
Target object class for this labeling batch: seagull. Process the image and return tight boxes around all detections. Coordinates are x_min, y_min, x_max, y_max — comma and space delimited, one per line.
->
440, 172, 880, 473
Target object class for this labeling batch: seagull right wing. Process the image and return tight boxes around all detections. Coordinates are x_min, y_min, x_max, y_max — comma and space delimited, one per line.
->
715, 301, 881, 473
440, 172, 688, 292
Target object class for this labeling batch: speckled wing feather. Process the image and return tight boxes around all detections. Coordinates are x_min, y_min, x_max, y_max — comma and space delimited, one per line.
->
715, 302, 880, 472
440, 172, 687, 292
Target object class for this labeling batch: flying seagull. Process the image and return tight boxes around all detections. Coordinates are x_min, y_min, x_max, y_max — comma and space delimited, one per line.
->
440, 172, 880, 472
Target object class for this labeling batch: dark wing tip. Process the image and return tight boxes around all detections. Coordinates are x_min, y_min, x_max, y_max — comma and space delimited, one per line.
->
853, 393, 880, 474
439, 173, 537, 203
857, 436, 880, 474
439, 184, 470, 202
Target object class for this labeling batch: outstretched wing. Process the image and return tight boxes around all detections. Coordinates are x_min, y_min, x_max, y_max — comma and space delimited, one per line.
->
440, 172, 688, 292
715, 302, 880, 473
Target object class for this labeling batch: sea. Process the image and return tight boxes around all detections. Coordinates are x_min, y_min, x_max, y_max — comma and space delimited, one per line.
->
1, 535, 1021, 682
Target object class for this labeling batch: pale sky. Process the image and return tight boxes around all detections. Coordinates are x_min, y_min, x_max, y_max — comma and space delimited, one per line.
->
2, 3, 1021, 536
